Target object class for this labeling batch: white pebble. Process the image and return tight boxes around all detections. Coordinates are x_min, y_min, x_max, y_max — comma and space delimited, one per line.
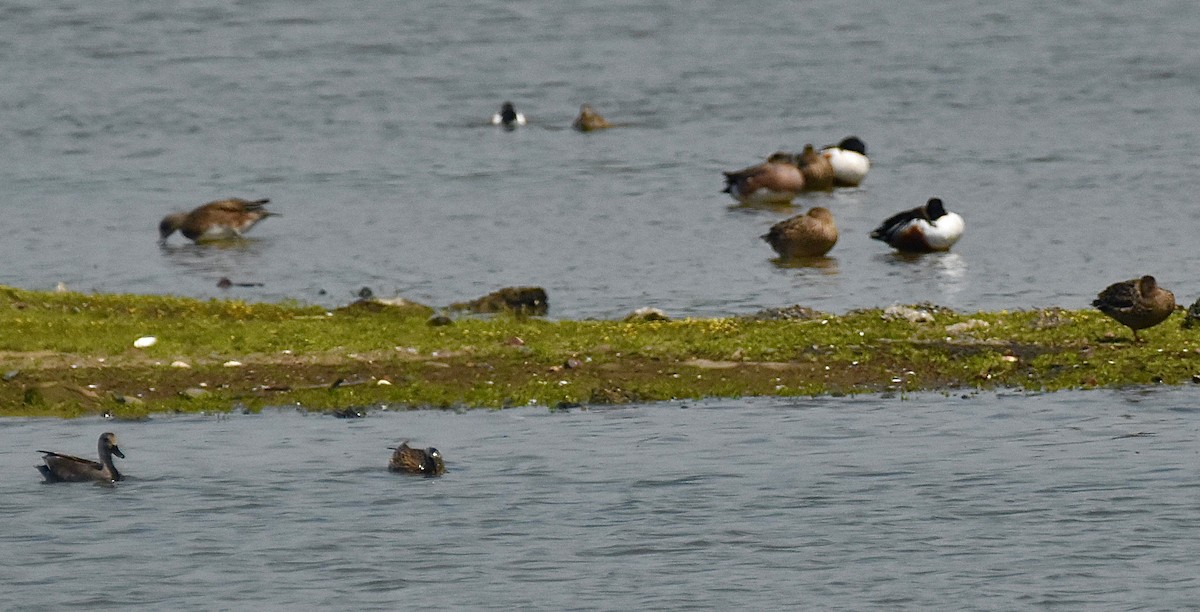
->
133, 336, 157, 348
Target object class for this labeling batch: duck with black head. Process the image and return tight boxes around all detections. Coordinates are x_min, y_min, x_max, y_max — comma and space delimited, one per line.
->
388, 441, 445, 476
870, 197, 964, 253
491, 101, 527, 129
36, 432, 126, 483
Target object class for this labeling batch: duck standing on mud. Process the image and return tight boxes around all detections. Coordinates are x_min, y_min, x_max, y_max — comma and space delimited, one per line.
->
1092, 275, 1175, 342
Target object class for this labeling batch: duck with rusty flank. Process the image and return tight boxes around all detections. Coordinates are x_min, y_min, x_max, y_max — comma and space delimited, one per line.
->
36, 432, 125, 483
388, 441, 445, 476
870, 197, 964, 253
1092, 275, 1176, 342
159, 197, 278, 244
762, 207, 838, 258
820, 136, 870, 187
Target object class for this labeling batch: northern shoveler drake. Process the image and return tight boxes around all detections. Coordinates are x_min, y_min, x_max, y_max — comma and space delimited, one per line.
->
36, 432, 125, 483
572, 103, 610, 132
159, 198, 277, 244
1092, 275, 1176, 341
870, 197, 964, 252
491, 101, 526, 129
722, 152, 806, 205
388, 441, 445, 476
820, 136, 870, 187
797, 144, 835, 192
762, 206, 838, 258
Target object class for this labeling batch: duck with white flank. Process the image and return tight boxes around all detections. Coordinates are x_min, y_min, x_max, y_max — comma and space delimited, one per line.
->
37, 432, 125, 483
869, 197, 964, 253
820, 136, 870, 187
491, 101, 526, 129
159, 197, 277, 244
1092, 275, 1176, 342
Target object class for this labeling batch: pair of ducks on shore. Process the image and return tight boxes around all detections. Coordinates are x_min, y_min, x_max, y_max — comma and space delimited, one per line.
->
725, 138, 965, 258
35, 433, 444, 483
490, 101, 610, 132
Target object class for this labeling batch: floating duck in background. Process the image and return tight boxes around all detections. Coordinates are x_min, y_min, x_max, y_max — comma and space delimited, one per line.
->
762, 207, 838, 258
572, 103, 610, 132
1092, 275, 1176, 341
491, 101, 526, 129
797, 144, 835, 192
722, 152, 806, 205
820, 136, 870, 187
388, 441, 446, 476
36, 432, 125, 483
869, 197, 964, 252
159, 198, 277, 244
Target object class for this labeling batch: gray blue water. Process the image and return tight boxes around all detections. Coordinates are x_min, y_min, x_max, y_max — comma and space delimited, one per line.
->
4, 1, 1200, 608
4, 390, 1200, 610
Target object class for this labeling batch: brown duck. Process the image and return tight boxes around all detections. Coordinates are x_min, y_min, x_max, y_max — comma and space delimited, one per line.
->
762, 207, 838, 258
1092, 275, 1176, 341
388, 441, 445, 476
159, 197, 277, 243
572, 104, 610, 132
722, 152, 806, 205
37, 432, 125, 483
796, 144, 835, 192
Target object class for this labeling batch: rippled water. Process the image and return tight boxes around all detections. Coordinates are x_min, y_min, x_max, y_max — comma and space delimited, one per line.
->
3, 389, 1200, 609
3, 0, 1198, 317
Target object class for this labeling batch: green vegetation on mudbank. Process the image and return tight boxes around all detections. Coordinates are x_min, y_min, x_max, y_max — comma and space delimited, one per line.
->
1, 286, 1197, 418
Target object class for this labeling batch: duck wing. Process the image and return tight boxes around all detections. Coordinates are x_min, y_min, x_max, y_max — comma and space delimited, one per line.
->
870, 207, 925, 241
208, 198, 271, 213
1093, 281, 1138, 311
38, 451, 103, 470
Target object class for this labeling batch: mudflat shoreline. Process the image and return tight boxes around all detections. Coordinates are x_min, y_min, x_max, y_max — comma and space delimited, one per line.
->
1, 286, 1194, 418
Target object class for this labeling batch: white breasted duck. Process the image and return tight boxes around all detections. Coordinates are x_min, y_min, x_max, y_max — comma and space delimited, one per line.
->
820, 136, 870, 187
870, 197, 964, 252
159, 197, 278, 244
722, 152, 806, 205
491, 101, 526, 129
762, 206, 838, 258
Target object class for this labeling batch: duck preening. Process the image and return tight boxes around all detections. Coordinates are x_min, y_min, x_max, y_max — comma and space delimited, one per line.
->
1093, 275, 1176, 342
36, 432, 125, 483
388, 441, 445, 476
159, 197, 277, 244
870, 197, 964, 252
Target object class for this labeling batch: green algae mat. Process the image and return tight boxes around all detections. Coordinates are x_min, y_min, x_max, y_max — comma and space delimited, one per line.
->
1, 286, 1196, 418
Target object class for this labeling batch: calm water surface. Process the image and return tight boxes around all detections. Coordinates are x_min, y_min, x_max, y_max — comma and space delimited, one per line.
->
3, 389, 1200, 609
4, 2, 1200, 609
2, 0, 1199, 317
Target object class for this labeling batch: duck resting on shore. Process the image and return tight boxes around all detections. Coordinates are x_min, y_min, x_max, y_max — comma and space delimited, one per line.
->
1092, 275, 1176, 342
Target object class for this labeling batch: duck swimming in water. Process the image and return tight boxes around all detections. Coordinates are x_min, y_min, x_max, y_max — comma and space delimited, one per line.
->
870, 197, 964, 253
820, 136, 870, 187
762, 207, 838, 258
388, 441, 445, 476
572, 103, 610, 132
36, 432, 125, 483
491, 101, 526, 129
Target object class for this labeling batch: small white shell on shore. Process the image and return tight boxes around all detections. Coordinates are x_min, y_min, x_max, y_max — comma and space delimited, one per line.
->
133, 336, 158, 348
376, 379, 393, 386
170, 360, 191, 368
223, 360, 243, 367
